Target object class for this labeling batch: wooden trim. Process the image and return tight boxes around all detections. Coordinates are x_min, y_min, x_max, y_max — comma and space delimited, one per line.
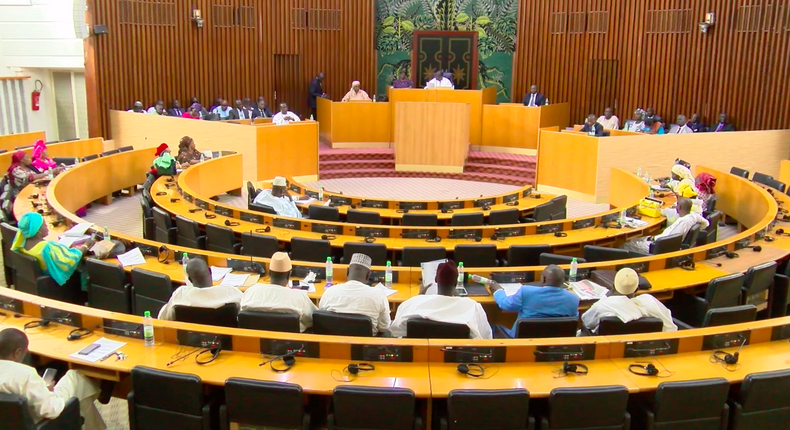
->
0, 76, 30, 81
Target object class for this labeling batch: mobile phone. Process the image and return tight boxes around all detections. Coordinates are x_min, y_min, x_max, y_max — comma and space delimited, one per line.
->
42, 368, 57, 385
78, 344, 101, 355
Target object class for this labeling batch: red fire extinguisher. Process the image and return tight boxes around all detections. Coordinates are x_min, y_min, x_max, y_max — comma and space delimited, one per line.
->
31, 80, 43, 111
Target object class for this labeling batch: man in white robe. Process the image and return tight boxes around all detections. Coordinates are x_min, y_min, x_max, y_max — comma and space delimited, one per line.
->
251, 176, 303, 219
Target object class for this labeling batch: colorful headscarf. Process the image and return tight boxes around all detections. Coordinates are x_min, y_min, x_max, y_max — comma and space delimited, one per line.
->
670, 165, 698, 198
155, 143, 169, 157
31, 140, 56, 171
671, 164, 694, 182
696, 173, 717, 195
11, 212, 44, 251
7, 151, 25, 175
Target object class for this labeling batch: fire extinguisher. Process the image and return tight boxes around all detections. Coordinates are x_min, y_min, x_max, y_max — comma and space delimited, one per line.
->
31, 80, 43, 112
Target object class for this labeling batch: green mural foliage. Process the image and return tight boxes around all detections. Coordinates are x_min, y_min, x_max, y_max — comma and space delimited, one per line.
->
375, 0, 517, 103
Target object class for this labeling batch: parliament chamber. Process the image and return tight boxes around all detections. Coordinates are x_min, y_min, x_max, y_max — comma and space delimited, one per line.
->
3, 1, 790, 429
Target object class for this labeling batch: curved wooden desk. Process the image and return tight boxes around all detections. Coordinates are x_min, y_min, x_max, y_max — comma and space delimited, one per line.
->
0, 137, 104, 174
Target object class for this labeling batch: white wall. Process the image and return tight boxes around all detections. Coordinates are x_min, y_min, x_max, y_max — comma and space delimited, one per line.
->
0, 0, 85, 140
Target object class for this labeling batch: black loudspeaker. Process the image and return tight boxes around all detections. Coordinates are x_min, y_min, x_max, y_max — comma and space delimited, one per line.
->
93, 25, 109, 35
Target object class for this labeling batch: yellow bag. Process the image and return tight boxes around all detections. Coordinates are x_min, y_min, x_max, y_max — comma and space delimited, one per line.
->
637, 197, 663, 218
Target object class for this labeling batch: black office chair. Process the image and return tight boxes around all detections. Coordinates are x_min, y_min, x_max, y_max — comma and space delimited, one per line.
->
549, 195, 568, 220
222, 379, 310, 430
14, 145, 33, 150
650, 233, 683, 254
402, 213, 438, 226
328, 386, 420, 430
175, 215, 207, 250
400, 247, 446, 267
346, 209, 381, 225
238, 310, 301, 333
442, 389, 534, 430
539, 253, 585, 265
99, 149, 120, 157
524, 201, 553, 222
141, 187, 154, 207
698, 211, 722, 246
308, 205, 340, 222
81, 154, 98, 162
729, 369, 790, 430
12, 252, 83, 304
246, 181, 260, 201
764, 178, 787, 193
174, 303, 239, 328
670, 273, 745, 328
248, 202, 277, 214
240, 232, 279, 258
118, 145, 134, 152
514, 317, 578, 338
507, 245, 551, 267
140, 197, 155, 241
129, 366, 214, 430
406, 318, 470, 339
752, 172, 773, 186
86, 259, 132, 314
596, 317, 663, 335
543, 386, 630, 430
742, 262, 777, 315
489, 208, 520, 225
730, 167, 750, 179
704, 195, 718, 217
583, 245, 630, 263
290, 237, 333, 263
451, 213, 484, 226
206, 224, 242, 254
130, 268, 173, 316
52, 156, 78, 166
1, 222, 18, 285
313, 310, 372, 337
454, 245, 498, 267
680, 224, 701, 250
633, 379, 729, 430
692, 305, 757, 328
342, 242, 388, 266
152, 207, 177, 244
0, 148, 7, 154
0, 393, 81, 430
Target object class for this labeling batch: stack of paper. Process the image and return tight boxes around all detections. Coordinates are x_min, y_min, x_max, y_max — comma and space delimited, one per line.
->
117, 248, 146, 267
210, 266, 233, 282
499, 283, 524, 296
63, 223, 93, 237
569, 280, 609, 300
219, 273, 249, 287
374, 283, 399, 297
58, 235, 90, 247
69, 338, 126, 363
420, 258, 448, 295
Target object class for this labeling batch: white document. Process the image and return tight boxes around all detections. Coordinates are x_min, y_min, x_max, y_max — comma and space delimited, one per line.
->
210, 266, 233, 282
219, 273, 249, 287
294, 198, 317, 205
623, 217, 649, 228
69, 338, 126, 363
420, 259, 448, 295
569, 280, 609, 300
116, 248, 146, 267
288, 280, 317, 293
63, 223, 93, 237
374, 283, 398, 297
58, 235, 90, 247
500, 283, 524, 296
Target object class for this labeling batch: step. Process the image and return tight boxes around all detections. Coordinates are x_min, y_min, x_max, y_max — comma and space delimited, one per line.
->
461, 171, 534, 186
467, 151, 536, 168
317, 167, 533, 186
319, 147, 395, 162
464, 162, 535, 178
319, 159, 395, 171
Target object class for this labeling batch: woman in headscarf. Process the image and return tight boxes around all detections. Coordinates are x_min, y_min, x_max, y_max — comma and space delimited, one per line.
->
12, 212, 94, 286
623, 109, 645, 132
182, 104, 201, 119
341, 81, 371, 102
696, 172, 717, 212
31, 140, 64, 173
392, 70, 414, 89
7, 151, 50, 193
176, 136, 202, 167
151, 143, 178, 177
668, 164, 699, 198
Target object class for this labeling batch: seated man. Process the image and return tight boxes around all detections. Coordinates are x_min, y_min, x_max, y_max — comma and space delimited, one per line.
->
252, 98, 272, 119
251, 176, 303, 218
521, 84, 547, 107
241, 252, 317, 332
424, 71, 454, 89
688, 113, 706, 133
157, 259, 243, 320
272, 103, 301, 125
341, 81, 371, 102
389, 260, 492, 339
581, 268, 677, 334
489, 265, 579, 338
0, 328, 107, 429
597, 107, 619, 129
644, 107, 663, 125
127, 101, 145, 113
710, 113, 736, 132
318, 254, 391, 336
147, 100, 165, 114
623, 198, 709, 254
212, 99, 232, 120
669, 115, 693, 134
580, 114, 604, 136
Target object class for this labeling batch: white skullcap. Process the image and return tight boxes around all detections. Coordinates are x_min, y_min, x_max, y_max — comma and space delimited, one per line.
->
352, 81, 361, 87
272, 176, 286, 187
614, 268, 639, 295
349, 253, 372, 269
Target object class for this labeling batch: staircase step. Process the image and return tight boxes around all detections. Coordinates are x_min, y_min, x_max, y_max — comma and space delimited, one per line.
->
317, 167, 533, 186
467, 151, 536, 168
320, 159, 395, 170
461, 171, 534, 186
464, 162, 535, 178
319, 147, 394, 162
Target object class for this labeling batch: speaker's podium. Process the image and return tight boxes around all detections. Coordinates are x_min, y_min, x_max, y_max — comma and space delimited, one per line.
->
393, 101, 470, 173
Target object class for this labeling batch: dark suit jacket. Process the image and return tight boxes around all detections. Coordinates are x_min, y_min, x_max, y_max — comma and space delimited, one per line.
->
251, 106, 272, 119
308, 78, 324, 108
711, 123, 735, 132
580, 123, 604, 137
521, 92, 547, 107
167, 107, 185, 117
689, 122, 707, 133
228, 107, 251, 120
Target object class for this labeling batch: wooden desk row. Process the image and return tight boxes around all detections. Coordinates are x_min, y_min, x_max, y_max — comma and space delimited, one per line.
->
0, 137, 104, 175
0, 130, 46, 153
4, 287, 790, 399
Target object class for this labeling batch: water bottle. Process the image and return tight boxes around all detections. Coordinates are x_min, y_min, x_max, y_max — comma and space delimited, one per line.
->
469, 274, 492, 285
457, 262, 465, 288
318, 186, 324, 201
182, 252, 189, 274
143, 311, 155, 346
74, 157, 79, 165
325, 257, 333, 284
620, 209, 627, 224
644, 172, 650, 184
569, 258, 578, 282
545, 98, 549, 105
384, 261, 393, 288
310, 114, 314, 121
47, 168, 53, 180
636, 166, 642, 178
200, 153, 205, 163
373, 95, 377, 103
103, 226, 110, 241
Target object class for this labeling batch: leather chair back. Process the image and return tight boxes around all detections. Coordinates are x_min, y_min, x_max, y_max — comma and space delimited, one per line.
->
507, 245, 551, 267
515, 317, 578, 338
703, 305, 757, 327
329, 386, 417, 430
246, 181, 260, 200
650, 233, 683, 255
652, 379, 730, 429
11, 252, 41, 295
752, 172, 772, 186
175, 215, 206, 250
743, 262, 777, 310
86, 259, 132, 313
489, 208, 520, 225
223, 379, 308, 429
406, 318, 470, 339
290, 237, 332, 263
206, 224, 240, 254
1, 222, 18, 285
529, 201, 554, 222
140, 198, 155, 241
131, 268, 173, 316
129, 366, 207, 430
0, 393, 81, 430
450, 213, 484, 226
730, 167, 749, 178
238, 310, 300, 332
402, 214, 438, 226
240, 232, 279, 258
597, 317, 663, 335
447, 389, 531, 430
152, 207, 177, 244
706, 273, 746, 309
550, 195, 568, 220
313, 310, 372, 337
539, 253, 585, 265
765, 178, 787, 193
546, 386, 630, 430
681, 224, 701, 249
174, 303, 239, 328
454, 245, 497, 267
732, 369, 790, 429
118, 145, 134, 152
342, 242, 388, 266
309, 205, 340, 222
401, 247, 446, 267
347, 210, 381, 225
249, 202, 277, 214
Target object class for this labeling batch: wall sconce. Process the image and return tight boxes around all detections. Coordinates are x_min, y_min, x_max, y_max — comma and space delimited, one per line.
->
698, 12, 715, 34
191, 7, 204, 28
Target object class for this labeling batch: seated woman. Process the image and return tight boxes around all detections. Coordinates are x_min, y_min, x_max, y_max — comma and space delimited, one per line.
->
12, 212, 94, 286
151, 143, 178, 178
176, 136, 202, 167
182, 104, 201, 119
667, 164, 699, 199
622, 109, 645, 132
642, 118, 665, 135
696, 172, 717, 212
7, 151, 52, 194
31, 140, 65, 173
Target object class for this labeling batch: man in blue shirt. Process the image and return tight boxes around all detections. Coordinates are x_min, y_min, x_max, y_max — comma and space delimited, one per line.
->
489, 265, 579, 338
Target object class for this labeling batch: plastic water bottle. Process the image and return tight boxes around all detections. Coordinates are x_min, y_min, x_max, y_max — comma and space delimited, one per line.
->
47, 168, 53, 180
318, 186, 324, 201
373, 95, 377, 103
384, 261, 393, 288
636, 166, 642, 178
457, 262, 465, 288
569, 258, 578, 282
103, 226, 110, 241
182, 252, 189, 275
469, 274, 492, 285
74, 157, 79, 165
310, 114, 314, 121
143, 311, 155, 346
325, 257, 333, 284
620, 209, 627, 224
200, 153, 205, 163
545, 98, 549, 105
